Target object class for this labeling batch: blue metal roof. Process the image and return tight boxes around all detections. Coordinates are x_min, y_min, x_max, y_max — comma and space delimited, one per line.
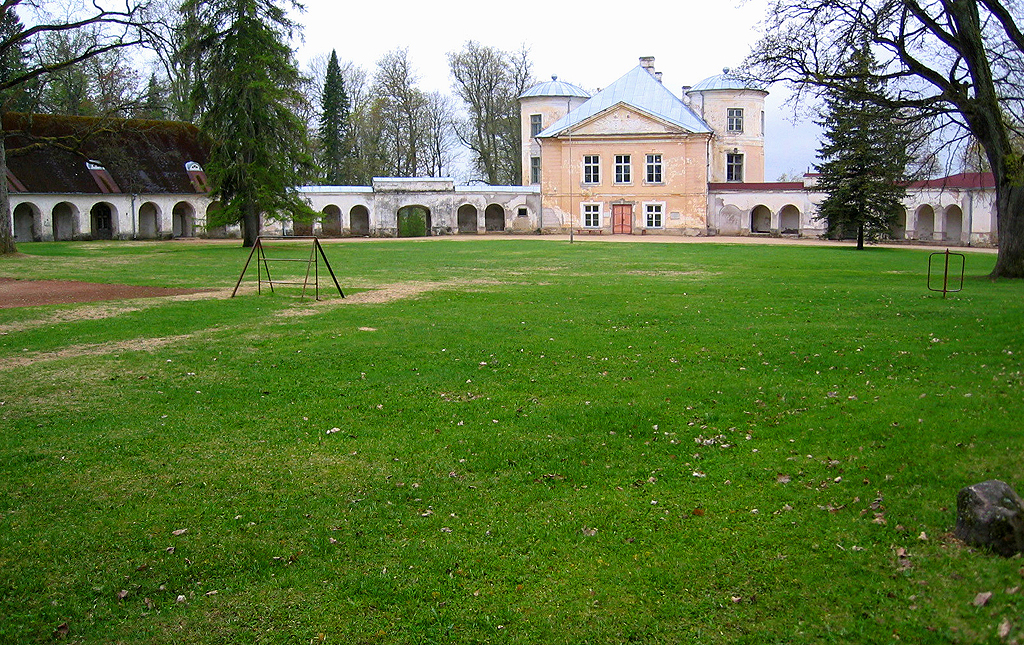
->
688, 68, 766, 92
537, 65, 711, 137
520, 76, 590, 99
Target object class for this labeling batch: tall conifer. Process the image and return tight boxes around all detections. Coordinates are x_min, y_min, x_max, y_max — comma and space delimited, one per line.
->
814, 45, 911, 250
318, 49, 354, 185
182, 0, 314, 247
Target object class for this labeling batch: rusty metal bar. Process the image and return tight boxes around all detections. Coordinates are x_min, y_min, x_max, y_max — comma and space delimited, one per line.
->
232, 236, 344, 300
927, 249, 965, 298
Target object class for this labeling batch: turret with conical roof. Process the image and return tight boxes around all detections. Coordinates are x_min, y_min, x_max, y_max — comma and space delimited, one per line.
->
686, 67, 768, 183
519, 75, 590, 186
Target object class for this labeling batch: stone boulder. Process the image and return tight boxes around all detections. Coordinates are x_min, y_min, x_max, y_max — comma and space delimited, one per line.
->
954, 480, 1024, 557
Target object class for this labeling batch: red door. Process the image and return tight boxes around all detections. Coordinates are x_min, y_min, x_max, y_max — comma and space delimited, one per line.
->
612, 204, 633, 234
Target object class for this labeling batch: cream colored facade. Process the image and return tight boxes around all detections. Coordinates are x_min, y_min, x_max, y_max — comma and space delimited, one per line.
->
521, 58, 767, 235
685, 82, 767, 184
537, 117, 711, 234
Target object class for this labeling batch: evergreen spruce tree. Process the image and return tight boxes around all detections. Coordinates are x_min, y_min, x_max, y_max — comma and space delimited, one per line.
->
814, 45, 911, 250
139, 73, 167, 120
317, 49, 354, 185
0, 9, 34, 112
182, 0, 314, 247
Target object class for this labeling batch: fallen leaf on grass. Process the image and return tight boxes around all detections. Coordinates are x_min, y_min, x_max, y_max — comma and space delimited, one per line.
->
53, 623, 69, 639
116, 589, 129, 601
894, 547, 913, 571
176, 595, 187, 604
171, 528, 188, 536
999, 618, 1012, 640
973, 591, 993, 607
582, 527, 598, 537
776, 474, 791, 484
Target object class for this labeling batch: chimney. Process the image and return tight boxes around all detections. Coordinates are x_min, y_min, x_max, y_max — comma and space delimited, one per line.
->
639, 56, 655, 75
654, 71, 663, 83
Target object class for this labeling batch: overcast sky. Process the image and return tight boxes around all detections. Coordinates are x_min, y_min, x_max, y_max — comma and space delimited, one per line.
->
291, 0, 821, 180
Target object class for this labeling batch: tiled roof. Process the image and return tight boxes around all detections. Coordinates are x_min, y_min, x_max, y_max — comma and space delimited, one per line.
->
3, 113, 211, 195
709, 182, 805, 191
537, 65, 711, 137
907, 172, 995, 189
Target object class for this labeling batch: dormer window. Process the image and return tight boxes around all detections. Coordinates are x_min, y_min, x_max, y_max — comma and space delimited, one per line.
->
727, 108, 744, 133
86, 160, 121, 194
185, 161, 211, 193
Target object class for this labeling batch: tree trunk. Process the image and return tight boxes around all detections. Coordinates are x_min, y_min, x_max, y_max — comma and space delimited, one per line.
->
990, 183, 1024, 278
857, 222, 865, 250
0, 120, 17, 255
242, 202, 260, 248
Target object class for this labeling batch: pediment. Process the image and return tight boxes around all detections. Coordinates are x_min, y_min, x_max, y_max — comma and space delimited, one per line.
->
568, 103, 687, 136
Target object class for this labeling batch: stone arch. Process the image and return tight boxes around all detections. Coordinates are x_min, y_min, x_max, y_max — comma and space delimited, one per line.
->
397, 205, 431, 237
139, 201, 161, 239
915, 205, 935, 240
458, 204, 478, 234
206, 201, 227, 238
750, 205, 771, 233
717, 204, 743, 233
172, 201, 196, 237
349, 205, 370, 236
779, 204, 800, 235
485, 204, 505, 232
52, 202, 79, 241
13, 202, 40, 242
945, 205, 963, 244
90, 202, 117, 240
321, 205, 342, 237
892, 207, 908, 240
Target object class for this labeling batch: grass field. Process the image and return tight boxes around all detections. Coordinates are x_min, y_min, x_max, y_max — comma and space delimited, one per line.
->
1, 238, 1022, 644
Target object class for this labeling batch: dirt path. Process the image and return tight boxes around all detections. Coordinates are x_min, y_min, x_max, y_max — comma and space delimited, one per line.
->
0, 278, 208, 309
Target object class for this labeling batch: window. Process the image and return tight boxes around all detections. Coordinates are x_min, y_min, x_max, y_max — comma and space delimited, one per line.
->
726, 153, 744, 182
727, 108, 744, 133
645, 203, 663, 228
530, 156, 541, 184
583, 155, 600, 184
530, 114, 543, 137
615, 154, 631, 183
645, 154, 663, 183
583, 203, 601, 228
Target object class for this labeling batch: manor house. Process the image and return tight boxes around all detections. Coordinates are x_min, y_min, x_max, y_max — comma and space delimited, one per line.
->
6, 58, 996, 246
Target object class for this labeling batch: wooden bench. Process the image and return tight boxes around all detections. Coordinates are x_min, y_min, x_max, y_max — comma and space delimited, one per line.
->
574, 228, 604, 235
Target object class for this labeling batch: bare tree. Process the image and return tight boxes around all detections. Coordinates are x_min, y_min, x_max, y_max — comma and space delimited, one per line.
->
373, 47, 426, 177
448, 41, 533, 185
419, 90, 458, 178
137, 0, 199, 122
745, 0, 1024, 278
1, 0, 153, 254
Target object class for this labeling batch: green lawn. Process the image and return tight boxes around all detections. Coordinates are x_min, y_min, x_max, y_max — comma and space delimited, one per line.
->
1, 238, 1022, 644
